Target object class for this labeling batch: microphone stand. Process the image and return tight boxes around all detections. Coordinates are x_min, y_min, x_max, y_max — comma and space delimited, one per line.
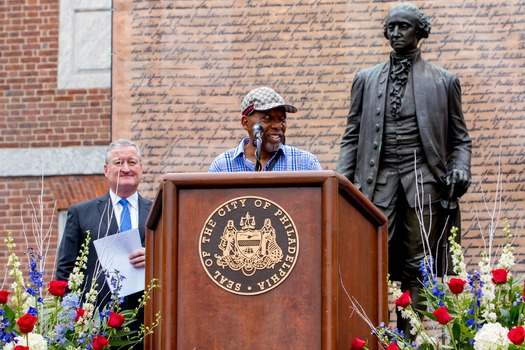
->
254, 137, 262, 171
252, 123, 263, 171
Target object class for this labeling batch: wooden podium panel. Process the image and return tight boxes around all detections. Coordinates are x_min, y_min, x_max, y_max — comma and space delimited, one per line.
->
145, 171, 387, 349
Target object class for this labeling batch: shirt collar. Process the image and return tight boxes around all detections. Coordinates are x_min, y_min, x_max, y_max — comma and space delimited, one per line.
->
390, 48, 420, 64
109, 190, 139, 210
232, 138, 250, 159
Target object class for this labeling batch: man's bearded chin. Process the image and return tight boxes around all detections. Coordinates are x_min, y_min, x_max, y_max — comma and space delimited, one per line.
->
263, 139, 282, 153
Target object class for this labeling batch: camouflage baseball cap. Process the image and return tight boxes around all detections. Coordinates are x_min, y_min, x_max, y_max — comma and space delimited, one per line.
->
241, 87, 297, 116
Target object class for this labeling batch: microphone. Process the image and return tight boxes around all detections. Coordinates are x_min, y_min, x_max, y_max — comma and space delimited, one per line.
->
252, 123, 263, 142
252, 123, 263, 171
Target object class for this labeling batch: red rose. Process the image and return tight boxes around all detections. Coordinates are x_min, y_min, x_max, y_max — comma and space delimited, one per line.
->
75, 308, 86, 322
386, 343, 400, 350
491, 269, 508, 284
446, 278, 467, 294
92, 335, 109, 350
48, 280, 69, 297
433, 306, 452, 325
350, 337, 367, 349
508, 326, 525, 345
395, 290, 411, 308
0, 290, 10, 304
16, 313, 37, 334
108, 311, 126, 328
14, 346, 30, 350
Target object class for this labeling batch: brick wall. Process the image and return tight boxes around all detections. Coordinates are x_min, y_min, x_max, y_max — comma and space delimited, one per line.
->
0, 0, 112, 286
0, 176, 108, 285
0, 0, 111, 148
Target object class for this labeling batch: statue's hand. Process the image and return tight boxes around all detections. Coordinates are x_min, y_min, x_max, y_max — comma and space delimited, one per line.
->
445, 169, 471, 198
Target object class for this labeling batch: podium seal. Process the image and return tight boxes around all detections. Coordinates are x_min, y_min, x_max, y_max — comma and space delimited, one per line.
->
199, 196, 299, 295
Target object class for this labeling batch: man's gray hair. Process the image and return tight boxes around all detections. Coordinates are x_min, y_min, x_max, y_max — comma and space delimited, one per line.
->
105, 139, 142, 164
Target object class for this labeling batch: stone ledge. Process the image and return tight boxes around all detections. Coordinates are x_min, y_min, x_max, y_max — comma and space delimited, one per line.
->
0, 147, 106, 177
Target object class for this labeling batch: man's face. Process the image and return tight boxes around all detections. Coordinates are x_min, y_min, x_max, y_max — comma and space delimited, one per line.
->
385, 9, 420, 54
243, 107, 287, 154
104, 146, 143, 196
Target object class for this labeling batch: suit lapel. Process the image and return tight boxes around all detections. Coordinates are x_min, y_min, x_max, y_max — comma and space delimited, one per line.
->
96, 193, 119, 239
96, 193, 151, 243
412, 58, 433, 126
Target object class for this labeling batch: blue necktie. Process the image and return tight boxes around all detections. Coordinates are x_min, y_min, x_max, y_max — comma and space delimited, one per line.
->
119, 198, 132, 232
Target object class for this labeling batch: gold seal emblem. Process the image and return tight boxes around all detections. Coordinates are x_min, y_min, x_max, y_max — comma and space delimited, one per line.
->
199, 196, 299, 295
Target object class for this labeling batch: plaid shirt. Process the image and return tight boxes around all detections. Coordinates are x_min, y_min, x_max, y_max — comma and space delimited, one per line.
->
209, 138, 322, 172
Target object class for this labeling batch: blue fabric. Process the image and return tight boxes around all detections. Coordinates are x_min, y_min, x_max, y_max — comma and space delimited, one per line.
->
209, 138, 323, 172
119, 198, 132, 232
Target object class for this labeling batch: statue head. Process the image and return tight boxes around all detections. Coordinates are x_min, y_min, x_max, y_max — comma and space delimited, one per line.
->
383, 3, 431, 41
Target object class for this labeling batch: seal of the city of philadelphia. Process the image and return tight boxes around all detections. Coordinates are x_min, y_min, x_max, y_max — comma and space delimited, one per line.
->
199, 196, 299, 295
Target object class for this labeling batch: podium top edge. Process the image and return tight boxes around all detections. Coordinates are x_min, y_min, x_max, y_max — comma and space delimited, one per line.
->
146, 170, 387, 230
160, 170, 338, 184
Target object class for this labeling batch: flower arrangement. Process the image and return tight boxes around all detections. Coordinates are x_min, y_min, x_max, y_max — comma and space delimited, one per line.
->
349, 218, 525, 350
0, 228, 160, 349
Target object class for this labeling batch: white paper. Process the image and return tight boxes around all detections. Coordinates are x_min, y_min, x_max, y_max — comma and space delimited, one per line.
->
93, 228, 145, 297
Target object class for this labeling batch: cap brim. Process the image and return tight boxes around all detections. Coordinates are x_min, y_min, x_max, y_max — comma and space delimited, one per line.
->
257, 103, 297, 114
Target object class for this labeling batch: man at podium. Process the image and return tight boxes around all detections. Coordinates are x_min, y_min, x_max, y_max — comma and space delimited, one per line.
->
209, 86, 322, 172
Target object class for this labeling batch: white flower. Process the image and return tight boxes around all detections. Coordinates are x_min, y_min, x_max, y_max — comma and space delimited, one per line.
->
449, 227, 468, 279
498, 251, 515, 271
21, 295, 37, 314
414, 333, 439, 348
498, 219, 515, 270
4, 333, 48, 350
482, 310, 498, 323
473, 322, 511, 350
388, 279, 402, 299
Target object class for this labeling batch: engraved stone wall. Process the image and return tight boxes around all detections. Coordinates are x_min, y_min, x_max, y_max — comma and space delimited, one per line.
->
112, 1, 525, 271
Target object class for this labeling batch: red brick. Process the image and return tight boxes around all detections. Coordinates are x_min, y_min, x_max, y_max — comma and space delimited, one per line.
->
0, 0, 112, 280
55, 95, 74, 102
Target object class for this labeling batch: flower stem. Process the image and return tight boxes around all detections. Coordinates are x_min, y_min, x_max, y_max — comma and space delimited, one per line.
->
445, 323, 459, 350
497, 285, 502, 316
34, 294, 40, 334
55, 296, 59, 327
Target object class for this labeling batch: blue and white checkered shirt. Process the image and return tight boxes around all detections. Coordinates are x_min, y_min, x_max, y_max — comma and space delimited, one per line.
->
209, 138, 322, 172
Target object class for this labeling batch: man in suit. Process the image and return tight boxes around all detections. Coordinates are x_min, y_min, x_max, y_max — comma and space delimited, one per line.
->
56, 139, 151, 343
336, 3, 471, 337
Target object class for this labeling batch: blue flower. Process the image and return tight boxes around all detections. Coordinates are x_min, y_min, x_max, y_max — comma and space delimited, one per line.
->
466, 318, 476, 328
27, 248, 44, 288
514, 291, 523, 306
28, 306, 38, 316
0, 309, 17, 344
467, 271, 484, 307
76, 335, 87, 346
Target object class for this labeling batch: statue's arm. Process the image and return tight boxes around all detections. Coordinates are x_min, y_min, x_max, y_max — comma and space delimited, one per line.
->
446, 76, 472, 197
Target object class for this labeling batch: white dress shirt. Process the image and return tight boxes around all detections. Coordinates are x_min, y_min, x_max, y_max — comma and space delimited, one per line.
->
109, 190, 139, 231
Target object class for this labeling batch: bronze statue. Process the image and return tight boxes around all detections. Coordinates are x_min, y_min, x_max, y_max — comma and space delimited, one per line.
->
336, 2, 471, 337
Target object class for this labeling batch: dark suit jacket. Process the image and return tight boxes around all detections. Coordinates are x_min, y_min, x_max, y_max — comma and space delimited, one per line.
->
56, 192, 152, 310
336, 53, 472, 201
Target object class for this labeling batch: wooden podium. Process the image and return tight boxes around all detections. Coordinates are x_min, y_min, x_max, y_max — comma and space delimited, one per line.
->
145, 171, 387, 349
